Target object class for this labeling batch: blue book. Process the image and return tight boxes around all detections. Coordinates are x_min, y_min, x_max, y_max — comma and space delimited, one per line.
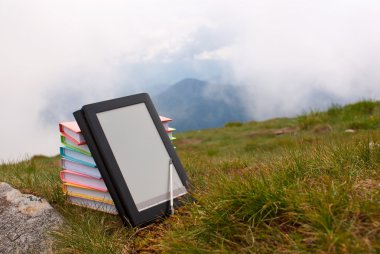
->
60, 147, 96, 167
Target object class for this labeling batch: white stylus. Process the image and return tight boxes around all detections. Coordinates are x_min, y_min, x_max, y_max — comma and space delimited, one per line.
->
169, 158, 174, 215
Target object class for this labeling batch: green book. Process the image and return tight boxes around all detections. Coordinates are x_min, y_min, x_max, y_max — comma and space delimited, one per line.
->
60, 135, 91, 156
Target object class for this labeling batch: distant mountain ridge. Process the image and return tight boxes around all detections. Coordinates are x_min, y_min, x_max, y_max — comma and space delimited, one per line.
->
152, 78, 250, 131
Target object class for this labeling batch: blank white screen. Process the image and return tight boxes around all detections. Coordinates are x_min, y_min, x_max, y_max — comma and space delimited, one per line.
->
97, 103, 186, 211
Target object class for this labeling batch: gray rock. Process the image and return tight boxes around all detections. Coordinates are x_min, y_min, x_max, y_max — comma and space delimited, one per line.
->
0, 182, 63, 254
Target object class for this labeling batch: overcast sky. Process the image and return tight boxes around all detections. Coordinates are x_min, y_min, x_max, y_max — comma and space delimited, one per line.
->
1, 0, 380, 160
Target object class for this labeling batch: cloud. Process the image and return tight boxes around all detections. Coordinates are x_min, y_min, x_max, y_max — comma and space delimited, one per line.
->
225, 0, 380, 118
0, 0, 380, 160
195, 46, 235, 61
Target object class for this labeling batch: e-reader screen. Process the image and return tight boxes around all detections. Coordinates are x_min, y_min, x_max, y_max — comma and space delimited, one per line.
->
96, 103, 187, 211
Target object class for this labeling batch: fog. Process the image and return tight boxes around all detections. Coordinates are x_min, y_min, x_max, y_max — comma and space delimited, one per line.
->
0, 0, 379, 160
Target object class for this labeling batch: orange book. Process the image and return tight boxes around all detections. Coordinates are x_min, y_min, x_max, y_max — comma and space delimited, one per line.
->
62, 182, 113, 204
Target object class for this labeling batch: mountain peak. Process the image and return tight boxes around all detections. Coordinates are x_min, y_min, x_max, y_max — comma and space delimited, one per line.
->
174, 78, 206, 86
171, 78, 207, 92
153, 78, 250, 131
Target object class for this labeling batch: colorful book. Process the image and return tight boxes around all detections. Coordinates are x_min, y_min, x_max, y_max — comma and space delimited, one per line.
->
60, 147, 96, 166
167, 127, 176, 140
160, 116, 172, 131
61, 158, 100, 178
61, 135, 91, 156
62, 182, 113, 203
60, 170, 107, 191
59, 121, 86, 145
67, 196, 117, 214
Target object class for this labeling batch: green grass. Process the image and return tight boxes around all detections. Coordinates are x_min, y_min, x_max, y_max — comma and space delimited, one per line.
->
1, 100, 380, 253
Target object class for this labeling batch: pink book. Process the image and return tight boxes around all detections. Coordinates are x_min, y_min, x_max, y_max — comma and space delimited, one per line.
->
59, 121, 86, 145
159, 116, 172, 123
60, 170, 107, 191
159, 116, 172, 131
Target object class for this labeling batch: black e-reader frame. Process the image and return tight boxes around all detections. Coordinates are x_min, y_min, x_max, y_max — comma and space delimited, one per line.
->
73, 93, 190, 227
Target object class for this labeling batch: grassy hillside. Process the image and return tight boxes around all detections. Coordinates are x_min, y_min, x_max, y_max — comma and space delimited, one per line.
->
0, 100, 380, 253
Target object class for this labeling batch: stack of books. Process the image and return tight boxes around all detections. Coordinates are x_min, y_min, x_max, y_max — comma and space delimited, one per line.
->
59, 116, 176, 214
160, 116, 176, 142
59, 121, 117, 214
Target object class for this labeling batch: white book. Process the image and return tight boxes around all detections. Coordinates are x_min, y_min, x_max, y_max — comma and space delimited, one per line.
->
61, 158, 101, 178
68, 196, 118, 214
